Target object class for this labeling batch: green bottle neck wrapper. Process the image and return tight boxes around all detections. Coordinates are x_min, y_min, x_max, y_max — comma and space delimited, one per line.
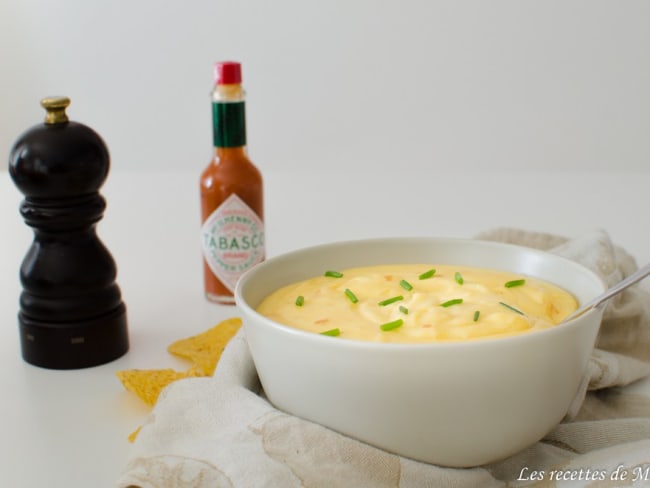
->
212, 101, 247, 147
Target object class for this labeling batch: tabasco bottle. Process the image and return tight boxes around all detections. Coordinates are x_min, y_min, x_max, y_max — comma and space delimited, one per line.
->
200, 61, 264, 304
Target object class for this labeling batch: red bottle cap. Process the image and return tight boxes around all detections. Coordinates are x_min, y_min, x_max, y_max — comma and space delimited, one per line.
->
214, 61, 242, 85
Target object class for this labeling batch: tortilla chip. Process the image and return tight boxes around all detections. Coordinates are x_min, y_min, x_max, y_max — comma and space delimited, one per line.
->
167, 317, 242, 376
116, 368, 198, 406
128, 426, 142, 443
116, 317, 242, 413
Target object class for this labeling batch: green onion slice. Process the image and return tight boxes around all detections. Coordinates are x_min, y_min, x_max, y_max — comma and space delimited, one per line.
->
455, 272, 464, 285
499, 301, 525, 315
418, 269, 436, 280
295, 295, 305, 307
473, 310, 480, 322
344, 288, 359, 303
324, 270, 343, 278
378, 295, 404, 306
399, 279, 413, 291
380, 319, 404, 331
440, 298, 463, 307
320, 328, 340, 336
505, 279, 526, 288
399, 305, 409, 315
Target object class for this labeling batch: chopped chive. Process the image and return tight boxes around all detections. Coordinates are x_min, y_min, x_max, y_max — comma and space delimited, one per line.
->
344, 288, 359, 303
505, 279, 526, 288
418, 269, 436, 280
455, 272, 464, 285
324, 270, 343, 278
399, 279, 413, 291
295, 295, 305, 307
499, 301, 525, 315
440, 298, 463, 307
473, 310, 480, 322
399, 305, 409, 315
378, 295, 404, 306
320, 328, 340, 336
380, 318, 404, 331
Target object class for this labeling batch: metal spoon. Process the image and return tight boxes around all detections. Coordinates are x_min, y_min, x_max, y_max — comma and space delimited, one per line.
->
561, 262, 650, 323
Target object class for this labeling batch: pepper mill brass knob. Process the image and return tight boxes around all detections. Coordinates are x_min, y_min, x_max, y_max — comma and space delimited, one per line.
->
42, 96, 71, 124
8, 96, 129, 369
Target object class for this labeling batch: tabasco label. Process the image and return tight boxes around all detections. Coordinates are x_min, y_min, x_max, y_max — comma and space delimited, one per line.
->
201, 193, 265, 292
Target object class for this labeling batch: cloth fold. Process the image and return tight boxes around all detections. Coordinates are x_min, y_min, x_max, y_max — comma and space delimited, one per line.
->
118, 229, 650, 488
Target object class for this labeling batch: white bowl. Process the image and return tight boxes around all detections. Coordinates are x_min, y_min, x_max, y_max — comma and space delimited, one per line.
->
235, 237, 606, 467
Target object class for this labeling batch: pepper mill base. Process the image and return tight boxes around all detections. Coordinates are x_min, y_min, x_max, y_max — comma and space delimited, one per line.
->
19, 304, 129, 369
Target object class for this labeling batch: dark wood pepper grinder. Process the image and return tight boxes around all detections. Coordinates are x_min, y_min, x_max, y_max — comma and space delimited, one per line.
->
8, 96, 129, 369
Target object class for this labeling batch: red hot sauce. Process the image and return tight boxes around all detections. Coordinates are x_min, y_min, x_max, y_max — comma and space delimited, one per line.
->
200, 61, 264, 304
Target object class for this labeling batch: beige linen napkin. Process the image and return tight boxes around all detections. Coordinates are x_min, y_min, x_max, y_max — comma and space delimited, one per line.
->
118, 229, 650, 488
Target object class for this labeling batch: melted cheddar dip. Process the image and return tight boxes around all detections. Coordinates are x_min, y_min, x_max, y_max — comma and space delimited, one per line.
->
256, 264, 578, 343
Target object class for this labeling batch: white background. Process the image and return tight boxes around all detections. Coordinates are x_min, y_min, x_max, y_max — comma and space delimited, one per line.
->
1, 0, 649, 174
1, 3, 650, 484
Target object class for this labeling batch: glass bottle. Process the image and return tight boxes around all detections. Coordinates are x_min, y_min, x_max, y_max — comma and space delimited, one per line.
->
200, 61, 264, 304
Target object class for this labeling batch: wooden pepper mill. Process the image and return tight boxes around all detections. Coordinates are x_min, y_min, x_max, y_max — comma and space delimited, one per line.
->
8, 97, 129, 369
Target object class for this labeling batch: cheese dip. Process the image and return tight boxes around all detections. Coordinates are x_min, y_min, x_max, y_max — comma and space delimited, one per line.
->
256, 264, 578, 343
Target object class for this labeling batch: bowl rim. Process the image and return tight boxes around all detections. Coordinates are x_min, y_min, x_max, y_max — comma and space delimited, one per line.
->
235, 236, 608, 350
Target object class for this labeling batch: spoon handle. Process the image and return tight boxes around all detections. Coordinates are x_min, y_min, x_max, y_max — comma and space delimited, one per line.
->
591, 263, 650, 308
565, 263, 650, 322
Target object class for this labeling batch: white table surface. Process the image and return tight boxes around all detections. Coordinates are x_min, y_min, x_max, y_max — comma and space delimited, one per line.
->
1, 167, 649, 487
